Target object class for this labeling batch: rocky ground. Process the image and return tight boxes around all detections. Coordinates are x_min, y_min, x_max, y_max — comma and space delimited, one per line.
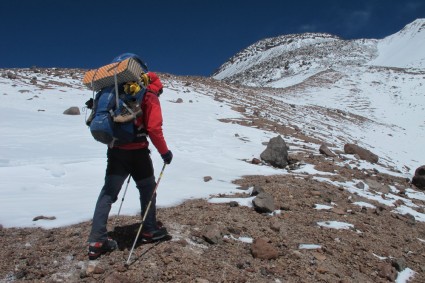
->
1, 150, 424, 282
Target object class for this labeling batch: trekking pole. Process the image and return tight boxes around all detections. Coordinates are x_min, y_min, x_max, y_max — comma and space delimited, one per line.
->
113, 175, 131, 227
126, 163, 167, 265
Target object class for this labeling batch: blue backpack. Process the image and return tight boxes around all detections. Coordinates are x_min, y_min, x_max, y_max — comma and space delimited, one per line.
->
89, 85, 146, 146
86, 53, 149, 146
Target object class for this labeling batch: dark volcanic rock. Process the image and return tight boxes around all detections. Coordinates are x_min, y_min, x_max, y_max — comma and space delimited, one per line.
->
412, 165, 425, 190
260, 135, 289, 168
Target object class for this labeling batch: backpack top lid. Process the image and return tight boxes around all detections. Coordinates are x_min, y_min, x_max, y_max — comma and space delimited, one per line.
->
112, 53, 148, 73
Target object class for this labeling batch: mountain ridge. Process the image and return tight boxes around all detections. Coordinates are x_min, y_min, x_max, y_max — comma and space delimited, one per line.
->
212, 19, 425, 87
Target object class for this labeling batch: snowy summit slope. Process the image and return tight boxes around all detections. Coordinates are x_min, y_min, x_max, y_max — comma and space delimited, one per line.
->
213, 18, 425, 178
370, 19, 425, 68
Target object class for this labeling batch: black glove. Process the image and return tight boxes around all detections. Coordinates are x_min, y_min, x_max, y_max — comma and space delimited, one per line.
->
161, 150, 173, 164
85, 98, 94, 109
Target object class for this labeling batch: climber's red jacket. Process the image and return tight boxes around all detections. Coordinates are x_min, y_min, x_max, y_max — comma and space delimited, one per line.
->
115, 72, 168, 154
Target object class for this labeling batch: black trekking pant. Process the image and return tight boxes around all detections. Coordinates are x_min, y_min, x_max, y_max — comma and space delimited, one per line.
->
88, 147, 157, 242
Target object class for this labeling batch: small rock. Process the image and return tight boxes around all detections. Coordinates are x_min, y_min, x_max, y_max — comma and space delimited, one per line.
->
202, 224, 222, 244
355, 182, 365, 190
391, 258, 407, 272
312, 252, 327, 261
251, 185, 265, 196
251, 158, 261, 165
116, 265, 127, 273
32, 215, 56, 221
63, 106, 81, 115
319, 144, 336, 157
203, 176, 212, 182
394, 199, 404, 207
176, 98, 183, 103
175, 239, 188, 247
377, 262, 397, 281
316, 266, 329, 274
229, 201, 239, 207
93, 266, 105, 274
80, 271, 87, 279
332, 208, 346, 215
290, 250, 303, 259
86, 262, 97, 274
251, 238, 279, 260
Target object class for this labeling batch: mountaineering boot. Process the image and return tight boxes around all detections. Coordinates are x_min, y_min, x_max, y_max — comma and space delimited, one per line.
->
139, 222, 170, 243
88, 238, 118, 260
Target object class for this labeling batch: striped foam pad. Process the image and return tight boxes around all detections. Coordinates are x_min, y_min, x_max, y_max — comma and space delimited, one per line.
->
83, 58, 143, 91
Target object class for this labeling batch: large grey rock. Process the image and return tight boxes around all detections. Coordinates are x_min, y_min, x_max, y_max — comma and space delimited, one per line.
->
252, 192, 275, 213
260, 135, 288, 168
344, 143, 378, 163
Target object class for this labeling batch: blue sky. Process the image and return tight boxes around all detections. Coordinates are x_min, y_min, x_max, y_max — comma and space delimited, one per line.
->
0, 0, 423, 76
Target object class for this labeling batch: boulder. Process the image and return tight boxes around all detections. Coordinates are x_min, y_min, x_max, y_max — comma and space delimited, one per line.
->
260, 135, 289, 168
343, 143, 378, 163
252, 192, 275, 213
412, 165, 425, 190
